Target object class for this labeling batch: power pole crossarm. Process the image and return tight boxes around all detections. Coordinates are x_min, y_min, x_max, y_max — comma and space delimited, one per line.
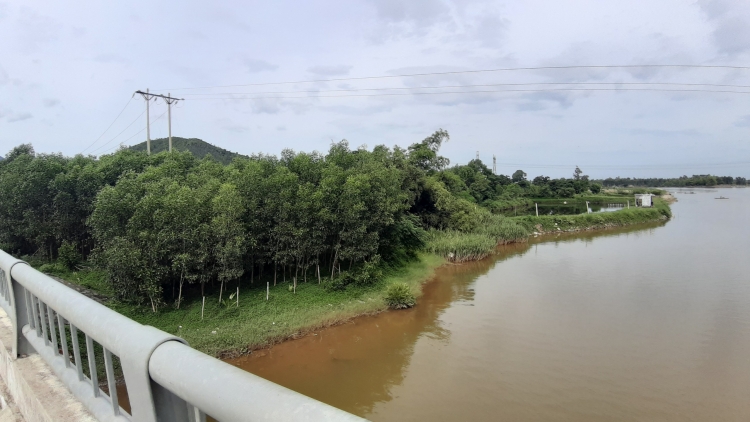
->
134, 91, 184, 102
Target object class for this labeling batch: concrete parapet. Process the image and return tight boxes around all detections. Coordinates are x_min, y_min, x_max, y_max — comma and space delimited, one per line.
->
0, 308, 95, 422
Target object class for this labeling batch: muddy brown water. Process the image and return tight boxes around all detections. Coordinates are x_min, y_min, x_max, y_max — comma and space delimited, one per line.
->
224, 188, 750, 421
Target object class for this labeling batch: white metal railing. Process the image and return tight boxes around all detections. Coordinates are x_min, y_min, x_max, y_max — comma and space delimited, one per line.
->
0, 249, 365, 422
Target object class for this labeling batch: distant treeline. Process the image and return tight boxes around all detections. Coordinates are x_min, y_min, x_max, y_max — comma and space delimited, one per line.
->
595, 175, 748, 188
2, 131, 577, 310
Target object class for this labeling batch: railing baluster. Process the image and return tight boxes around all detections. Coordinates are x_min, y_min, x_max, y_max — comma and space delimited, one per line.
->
70, 324, 83, 381
103, 348, 120, 415
188, 405, 206, 422
31, 295, 41, 336
85, 334, 99, 397
47, 305, 59, 355
57, 314, 70, 367
24, 289, 35, 330
38, 299, 49, 345
0, 271, 6, 300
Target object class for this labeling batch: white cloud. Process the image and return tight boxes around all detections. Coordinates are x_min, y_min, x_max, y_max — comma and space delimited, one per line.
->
734, 115, 750, 127
307, 65, 353, 76
0, 0, 748, 178
8, 112, 32, 122
698, 0, 750, 57
243, 59, 278, 73
14, 7, 60, 53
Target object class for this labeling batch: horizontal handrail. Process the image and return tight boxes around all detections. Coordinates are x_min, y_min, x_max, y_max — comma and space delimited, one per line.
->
0, 249, 366, 421
150, 341, 366, 421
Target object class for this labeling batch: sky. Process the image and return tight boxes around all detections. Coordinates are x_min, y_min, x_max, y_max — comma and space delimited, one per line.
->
1, 0, 750, 179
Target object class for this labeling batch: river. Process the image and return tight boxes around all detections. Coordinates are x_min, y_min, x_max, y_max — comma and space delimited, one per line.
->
227, 188, 750, 421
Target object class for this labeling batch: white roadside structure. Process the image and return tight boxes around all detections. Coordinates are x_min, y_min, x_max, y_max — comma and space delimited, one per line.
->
634, 193, 655, 207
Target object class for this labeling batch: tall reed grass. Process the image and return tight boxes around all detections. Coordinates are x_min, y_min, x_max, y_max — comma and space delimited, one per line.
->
425, 215, 530, 262
425, 230, 497, 262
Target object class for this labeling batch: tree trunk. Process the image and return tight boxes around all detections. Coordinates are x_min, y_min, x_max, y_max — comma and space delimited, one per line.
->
219, 280, 224, 303
177, 279, 184, 309
317, 262, 321, 284
274, 265, 277, 286
330, 248, 339, 279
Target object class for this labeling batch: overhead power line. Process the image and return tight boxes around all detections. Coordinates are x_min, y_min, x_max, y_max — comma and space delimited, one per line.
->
88, 110, 146, 155
98, 109, 169, 155
178, 81, 750, 97
182, 87, 750, 101
156, 64, 750, 91
80, 98, 133, 154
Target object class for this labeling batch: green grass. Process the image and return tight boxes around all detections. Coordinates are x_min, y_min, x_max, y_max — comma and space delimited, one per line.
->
425, 215, 530, 262
511, 198, 671, 233
35, 262, 113, 296
37, 253, 444, 357
425, 230, 498, 262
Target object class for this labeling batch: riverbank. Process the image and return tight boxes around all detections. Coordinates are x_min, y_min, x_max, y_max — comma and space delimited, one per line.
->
36, 253, 445, 358
35, 201, 670, 358
511, 197, 672, 235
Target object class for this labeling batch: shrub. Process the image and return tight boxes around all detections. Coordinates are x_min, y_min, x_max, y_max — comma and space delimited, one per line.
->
323, 272, 353, 291
353, 256, 383, 286
385, 282, 416, 309
324, 256, 384, 290
38, 262, 65, 274
57, 241, 82, 270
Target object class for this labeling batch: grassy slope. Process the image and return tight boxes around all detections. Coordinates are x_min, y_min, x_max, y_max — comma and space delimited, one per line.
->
128, 137, 246, 165
39, 254, 444, 357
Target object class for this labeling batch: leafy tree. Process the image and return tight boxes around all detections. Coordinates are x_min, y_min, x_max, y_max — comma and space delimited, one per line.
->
573, 166, 583, 180
512, 170, 527, 183
408, 129, 450, 172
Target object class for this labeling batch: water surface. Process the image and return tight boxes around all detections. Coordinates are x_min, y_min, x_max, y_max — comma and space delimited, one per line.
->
229, 189, 750, 421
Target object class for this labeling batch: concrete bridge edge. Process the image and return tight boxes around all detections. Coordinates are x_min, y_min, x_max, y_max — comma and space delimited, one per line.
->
0, 308, 96, 422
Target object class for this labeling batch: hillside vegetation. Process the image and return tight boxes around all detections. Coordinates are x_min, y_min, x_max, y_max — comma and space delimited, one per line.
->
129, 137, 245, 165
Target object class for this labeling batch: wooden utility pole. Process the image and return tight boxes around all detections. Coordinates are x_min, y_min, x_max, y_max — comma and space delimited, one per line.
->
137, 89, 153, 154
164, 92, 181, 152
134, 90, 184, 154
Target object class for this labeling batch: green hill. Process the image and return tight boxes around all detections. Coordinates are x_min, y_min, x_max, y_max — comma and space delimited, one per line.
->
129, 137, 245, 165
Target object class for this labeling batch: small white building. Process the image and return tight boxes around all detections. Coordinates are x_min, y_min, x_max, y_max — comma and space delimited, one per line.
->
634, 193, 655, 207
